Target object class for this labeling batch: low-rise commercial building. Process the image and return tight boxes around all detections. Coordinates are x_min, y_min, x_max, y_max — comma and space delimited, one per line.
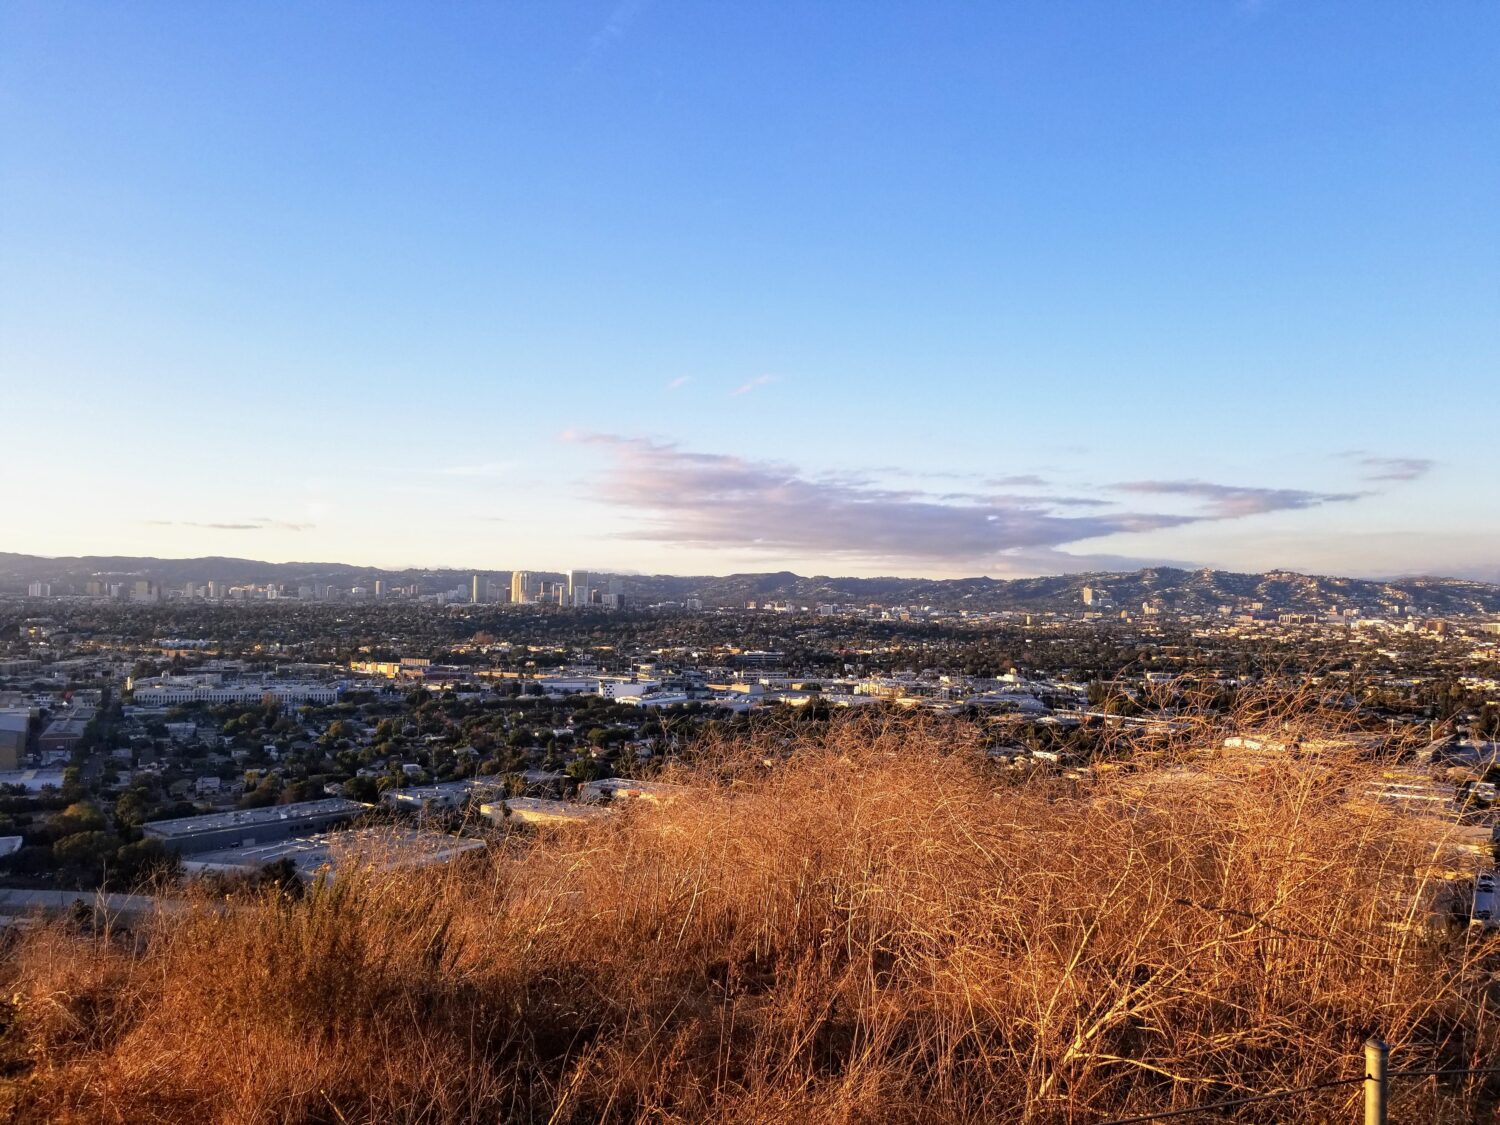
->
0, 712, 29, 771
578, 777, 687, 805
180, 827, 485, 880
481, 798, 610, 827
382, 778, 506, 812
142, 798, 369, 854
131, 683, 341, 707
39, 708, 95, 757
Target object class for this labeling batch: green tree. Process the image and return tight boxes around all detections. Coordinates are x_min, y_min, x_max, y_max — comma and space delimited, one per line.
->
54, 801, 107, 836
114, 790, 151, 828
565, 757, 612, 783
53, 831, 116, 884
239, 778, 281, 809
343, 775, 379, 803
111, 838, 179, 887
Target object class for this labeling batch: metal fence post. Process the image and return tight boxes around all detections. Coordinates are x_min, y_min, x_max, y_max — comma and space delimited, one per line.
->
1364, 1036, 1388, 1125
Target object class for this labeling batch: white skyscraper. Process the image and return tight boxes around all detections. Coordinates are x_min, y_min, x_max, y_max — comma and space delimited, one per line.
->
568, 570, 590, 608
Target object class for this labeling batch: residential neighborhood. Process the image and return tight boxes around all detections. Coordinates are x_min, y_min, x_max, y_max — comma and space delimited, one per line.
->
2, 577, 1498, 911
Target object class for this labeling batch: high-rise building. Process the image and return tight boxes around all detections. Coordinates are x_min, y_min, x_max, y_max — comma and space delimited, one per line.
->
374, 580, 385, 599
471, 575, 483, 604
510, 571, 531, 605
568, 570, 589, 608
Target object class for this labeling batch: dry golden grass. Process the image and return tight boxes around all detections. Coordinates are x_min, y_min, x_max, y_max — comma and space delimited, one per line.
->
1, 711, 1495, 1123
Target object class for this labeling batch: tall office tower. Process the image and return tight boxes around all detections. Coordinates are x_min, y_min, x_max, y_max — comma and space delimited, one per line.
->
374, 580, 385, 599
471, 575, 482, 604
1081, 586, 1095, 606
568, 570, 589, 608
510, 571, 530, 605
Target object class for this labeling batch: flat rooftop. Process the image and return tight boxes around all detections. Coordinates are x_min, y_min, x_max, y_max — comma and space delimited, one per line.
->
579, 777, 689, 804
386, 778, 507, 801
143, 797, 369, 838
182, 827, 486, 879
41, 708, 95, 736
0, 769, 67, 792
484, 798, 611, 825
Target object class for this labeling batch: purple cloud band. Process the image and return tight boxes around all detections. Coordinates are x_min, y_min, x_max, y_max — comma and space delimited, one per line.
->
568, 434, 1372, 564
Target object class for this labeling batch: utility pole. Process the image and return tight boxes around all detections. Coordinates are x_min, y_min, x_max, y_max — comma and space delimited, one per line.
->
1364, 1036, 1388, 1125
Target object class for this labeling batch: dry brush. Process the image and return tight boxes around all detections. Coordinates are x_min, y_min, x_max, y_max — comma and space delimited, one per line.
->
0, 712, 1494, 1123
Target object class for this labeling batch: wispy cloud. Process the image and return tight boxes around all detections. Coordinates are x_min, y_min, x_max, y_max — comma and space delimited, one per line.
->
729, 374, 780, 397
1113, 480, 1364, 518
666, 376, 692, 391
933, 490, 1111, 508
576, 0, 650, 73
563, 435, 1381, 566
567, 434, 1206, 564
145, 518, 314, 532
1352, 455, 1435, 482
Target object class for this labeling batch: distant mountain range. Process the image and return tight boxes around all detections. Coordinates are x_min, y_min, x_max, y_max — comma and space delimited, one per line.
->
4, 552, 1500, 616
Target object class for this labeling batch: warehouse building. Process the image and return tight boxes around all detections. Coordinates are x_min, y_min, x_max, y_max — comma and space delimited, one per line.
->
481, 798, 611, 827
382, 777, 506, 813
180, 827, 486, 881
0, 712, 29, 771
38, 708, 95, 758
142, 798, 369, 854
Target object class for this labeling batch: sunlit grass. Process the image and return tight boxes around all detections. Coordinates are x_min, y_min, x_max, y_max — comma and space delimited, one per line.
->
0, 709, 1494, 1123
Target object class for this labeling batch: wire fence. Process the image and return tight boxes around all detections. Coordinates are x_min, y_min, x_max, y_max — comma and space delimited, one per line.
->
1097, 1039, 1500, 1124
1099, 1077, 1364, 1124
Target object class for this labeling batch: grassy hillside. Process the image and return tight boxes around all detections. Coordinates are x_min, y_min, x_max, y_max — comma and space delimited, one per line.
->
1, 715, 1496, 1123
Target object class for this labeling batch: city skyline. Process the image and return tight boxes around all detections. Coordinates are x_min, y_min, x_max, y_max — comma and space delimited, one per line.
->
4, 4, 1497, 580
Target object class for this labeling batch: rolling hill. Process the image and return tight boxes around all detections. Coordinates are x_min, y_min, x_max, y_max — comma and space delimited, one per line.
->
4, 553, 1500, 615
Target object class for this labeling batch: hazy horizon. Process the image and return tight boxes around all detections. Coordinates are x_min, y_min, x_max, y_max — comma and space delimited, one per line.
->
4, 4, 1496, 580
5, 544, 1499, 588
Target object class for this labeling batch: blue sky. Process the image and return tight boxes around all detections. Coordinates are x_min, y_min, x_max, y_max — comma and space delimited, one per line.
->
3, 2, 1497, 579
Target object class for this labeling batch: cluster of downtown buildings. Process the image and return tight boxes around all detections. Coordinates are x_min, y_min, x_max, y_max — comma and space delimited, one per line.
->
25, 569, 629, 608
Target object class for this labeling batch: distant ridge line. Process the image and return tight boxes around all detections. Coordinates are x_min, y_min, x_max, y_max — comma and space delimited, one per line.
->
3, 553, 1499, 615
